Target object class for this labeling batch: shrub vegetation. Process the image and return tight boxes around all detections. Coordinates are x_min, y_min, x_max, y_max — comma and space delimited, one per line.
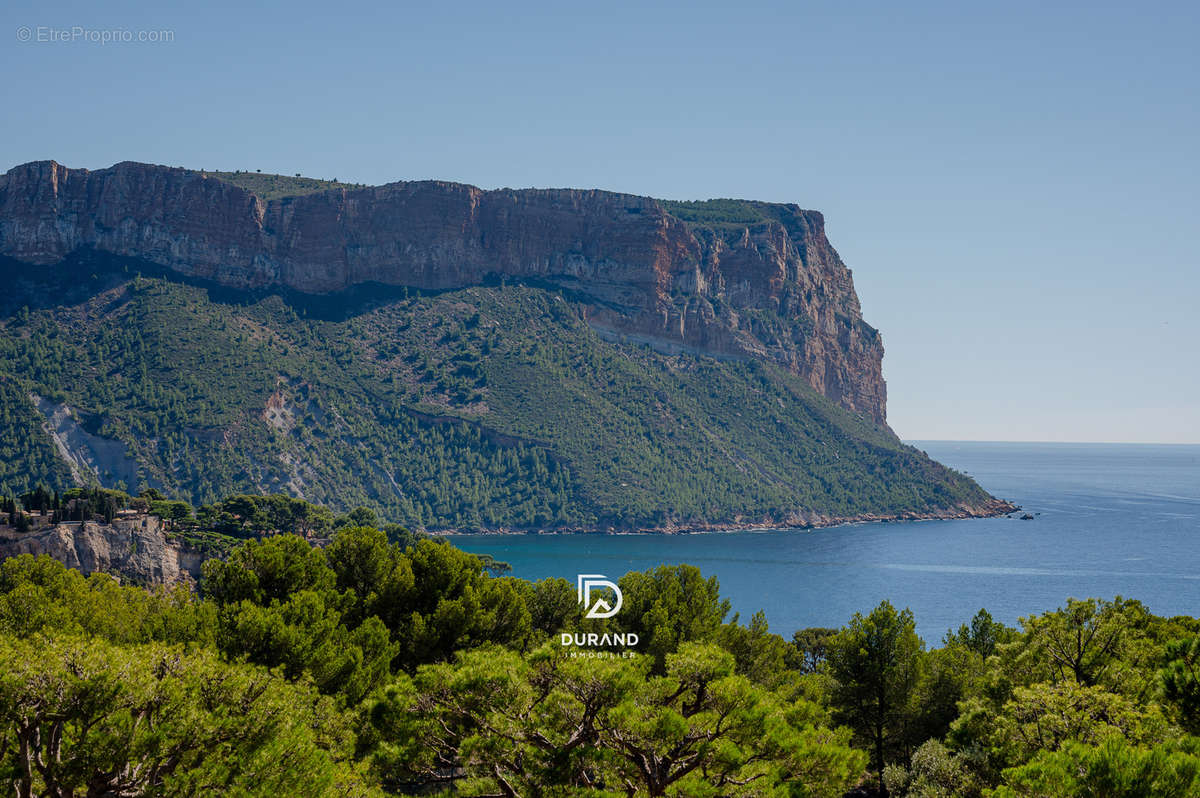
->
0, 255, 992, 530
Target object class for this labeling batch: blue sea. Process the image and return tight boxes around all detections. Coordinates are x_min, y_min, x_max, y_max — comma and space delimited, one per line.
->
448, 442, 1200, 643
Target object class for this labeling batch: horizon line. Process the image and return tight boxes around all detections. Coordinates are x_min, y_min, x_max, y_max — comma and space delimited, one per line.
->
904, 438, 1200, 446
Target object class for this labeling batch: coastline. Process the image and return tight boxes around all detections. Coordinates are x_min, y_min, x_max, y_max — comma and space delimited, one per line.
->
430, 498, 1019, 536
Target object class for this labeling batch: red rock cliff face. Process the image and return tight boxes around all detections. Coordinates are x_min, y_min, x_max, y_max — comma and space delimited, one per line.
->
0, 160, 888, 424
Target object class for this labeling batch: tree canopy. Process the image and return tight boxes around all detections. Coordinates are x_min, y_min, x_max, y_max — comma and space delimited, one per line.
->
1, 525, 1199, 796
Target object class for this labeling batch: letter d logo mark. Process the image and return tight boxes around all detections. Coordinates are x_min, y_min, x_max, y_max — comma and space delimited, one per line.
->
577, 574, 622, 619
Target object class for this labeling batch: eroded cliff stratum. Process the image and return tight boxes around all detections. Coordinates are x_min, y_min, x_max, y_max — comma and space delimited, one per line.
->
0, 160, 887, 424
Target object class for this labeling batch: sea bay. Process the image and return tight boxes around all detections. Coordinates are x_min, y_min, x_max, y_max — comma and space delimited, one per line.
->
449, 442, 1200, 642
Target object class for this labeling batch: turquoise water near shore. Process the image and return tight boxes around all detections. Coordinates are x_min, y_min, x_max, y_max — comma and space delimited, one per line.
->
448, 442, 1200, 642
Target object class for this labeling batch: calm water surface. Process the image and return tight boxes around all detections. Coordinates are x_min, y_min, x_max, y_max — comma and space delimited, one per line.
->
448, 442, 1200, 642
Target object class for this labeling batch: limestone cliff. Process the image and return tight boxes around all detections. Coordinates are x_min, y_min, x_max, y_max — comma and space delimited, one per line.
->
0, 515, 203, 585
0, 160, 887, 424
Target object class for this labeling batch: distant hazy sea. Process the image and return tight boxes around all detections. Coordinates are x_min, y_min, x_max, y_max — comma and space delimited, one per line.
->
448, 442, 1200, 642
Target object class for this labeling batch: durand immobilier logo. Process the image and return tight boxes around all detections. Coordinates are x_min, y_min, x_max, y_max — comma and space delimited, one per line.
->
561, 573, 638, 656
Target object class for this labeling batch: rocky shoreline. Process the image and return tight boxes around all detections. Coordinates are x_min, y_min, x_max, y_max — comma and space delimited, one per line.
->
429, 498, 1020, 536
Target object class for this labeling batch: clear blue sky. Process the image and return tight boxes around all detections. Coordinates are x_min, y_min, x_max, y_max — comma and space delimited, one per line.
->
3, 0, 1197, 443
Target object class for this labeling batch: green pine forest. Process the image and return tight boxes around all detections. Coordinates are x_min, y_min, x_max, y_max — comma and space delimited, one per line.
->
0, 253, 993, 532
1, 520, 1199, 797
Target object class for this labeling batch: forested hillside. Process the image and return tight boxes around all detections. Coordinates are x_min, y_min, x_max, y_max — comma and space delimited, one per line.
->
0, 254, 1004, 531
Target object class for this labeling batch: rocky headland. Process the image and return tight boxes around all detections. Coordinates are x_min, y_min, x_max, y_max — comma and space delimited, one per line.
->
0, 160, 887, 423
